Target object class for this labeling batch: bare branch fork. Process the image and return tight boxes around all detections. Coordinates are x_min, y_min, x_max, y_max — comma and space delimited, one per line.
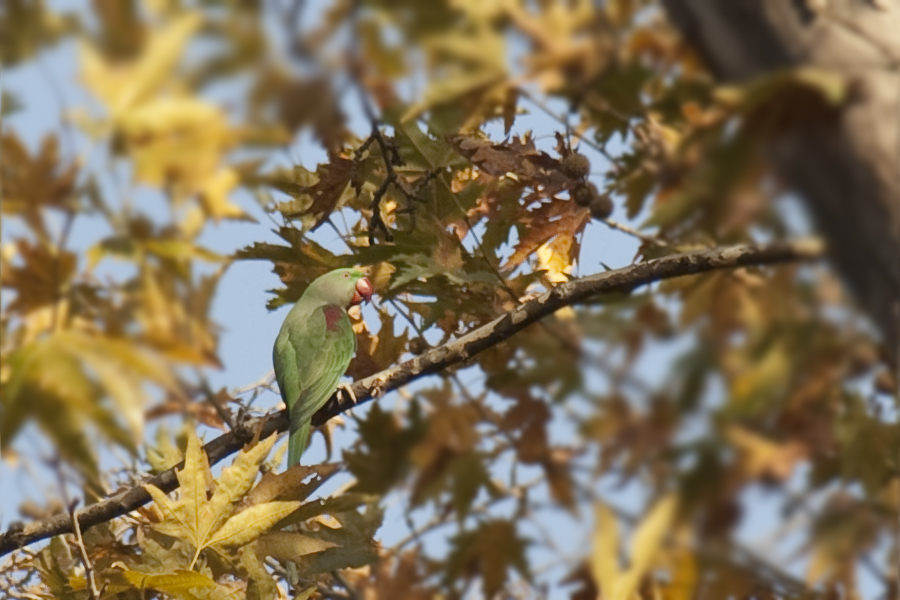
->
0, 240, 823, 556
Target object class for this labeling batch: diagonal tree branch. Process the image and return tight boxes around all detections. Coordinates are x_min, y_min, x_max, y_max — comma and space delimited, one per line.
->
0, 240, 824, 557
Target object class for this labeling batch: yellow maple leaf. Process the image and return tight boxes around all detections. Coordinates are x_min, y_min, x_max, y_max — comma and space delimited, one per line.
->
80, 12, 203, 115
536, 237, 576, 319
118, 97, 233, 189
198, 169, 250, 222
144, 430, 300, 569
591, 495, 680, 600
536, 238, 573, 284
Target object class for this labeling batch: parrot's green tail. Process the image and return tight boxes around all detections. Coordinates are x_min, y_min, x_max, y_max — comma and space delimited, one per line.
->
285, 420, 310, 587
287, 420, 310, 468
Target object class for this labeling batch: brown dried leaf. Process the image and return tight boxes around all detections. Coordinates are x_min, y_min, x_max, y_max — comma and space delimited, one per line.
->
446, 519, 530, 598
1, 240, 77, 315
297, 155, 354, 230
505, 198, 590, 272
244, 462, 340, 506
1, 132, 77, 238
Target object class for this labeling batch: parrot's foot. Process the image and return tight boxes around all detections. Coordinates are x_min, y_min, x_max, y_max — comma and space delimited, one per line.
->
335, 382, 357, 406
369, 374, 389, 398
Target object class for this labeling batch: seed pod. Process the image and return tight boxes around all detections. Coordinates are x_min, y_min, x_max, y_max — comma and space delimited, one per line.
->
573, 181, 595, 207
589, 190, 614, 220
408, 337, 429, 355
560, 153, 590, 179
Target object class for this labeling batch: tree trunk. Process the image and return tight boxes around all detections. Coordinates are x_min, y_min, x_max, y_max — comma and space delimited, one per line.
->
661, 0, 900, 364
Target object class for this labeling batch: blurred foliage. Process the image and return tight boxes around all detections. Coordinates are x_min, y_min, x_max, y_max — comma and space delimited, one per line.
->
1, 0, 897, 599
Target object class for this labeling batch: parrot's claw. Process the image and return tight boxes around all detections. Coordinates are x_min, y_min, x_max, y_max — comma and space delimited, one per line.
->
370, 374, 389, 398
335, 382, 357, 405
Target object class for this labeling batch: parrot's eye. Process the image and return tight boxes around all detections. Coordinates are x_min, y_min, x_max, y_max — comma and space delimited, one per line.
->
343, 272, 350, 278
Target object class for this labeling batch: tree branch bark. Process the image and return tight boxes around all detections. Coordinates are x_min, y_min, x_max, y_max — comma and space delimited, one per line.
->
0, 240, 823, 557
660, 0, 900, 363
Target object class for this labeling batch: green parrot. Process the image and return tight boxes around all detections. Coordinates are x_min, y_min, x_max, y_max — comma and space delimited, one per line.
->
273, 268, 373, 466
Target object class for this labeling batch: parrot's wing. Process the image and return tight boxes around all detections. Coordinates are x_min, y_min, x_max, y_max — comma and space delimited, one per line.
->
276, 305, 356, 464
273, 328, 299, 406
291, 307, 356, 424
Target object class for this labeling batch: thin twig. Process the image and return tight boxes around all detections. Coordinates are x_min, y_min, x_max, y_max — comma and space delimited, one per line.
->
69, 505, 99, 600
232, 371, 277, 397
601, 217, 670, 248
356, 77, 403, 243
200, 378, 236, 430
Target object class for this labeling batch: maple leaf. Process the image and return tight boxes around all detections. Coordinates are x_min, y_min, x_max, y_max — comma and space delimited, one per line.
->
133, 266, 224, 367
253, 493, 383, 577
347, 311, 410, 380
289, 500, 383, 577
0, 239, 77, 316
117, 97, 235, 190
452, 133, 557, 179
34, 537, 80, 599
276, 76, 349, 153
344, 549, 438, 600
121, 569, 241, 600
143, 430, 299, 568
240, 547, 280, 600
453, 135, 529, 177
244, 463, 340, 506
591, 495, 679, 600
500, 392, 551, 464
0, 132, 77, 239
401, 8, 508, 132
260, 156, 354, 231
198, 168, 252, 223
504, 197, 590, 274
80, 11, 203, 113
298, 154, 354, 230
445, 519, 531, 597
3, 330, 181, 476
344, 403, 426, 495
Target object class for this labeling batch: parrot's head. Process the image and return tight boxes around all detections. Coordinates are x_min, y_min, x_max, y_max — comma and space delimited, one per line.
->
309, 268, 373, 308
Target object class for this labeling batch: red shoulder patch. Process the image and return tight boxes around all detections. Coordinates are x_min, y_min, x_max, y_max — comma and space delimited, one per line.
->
323, 305, 343, 332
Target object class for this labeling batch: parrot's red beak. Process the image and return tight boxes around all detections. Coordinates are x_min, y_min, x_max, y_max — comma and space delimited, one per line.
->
352, 277, 373, 305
